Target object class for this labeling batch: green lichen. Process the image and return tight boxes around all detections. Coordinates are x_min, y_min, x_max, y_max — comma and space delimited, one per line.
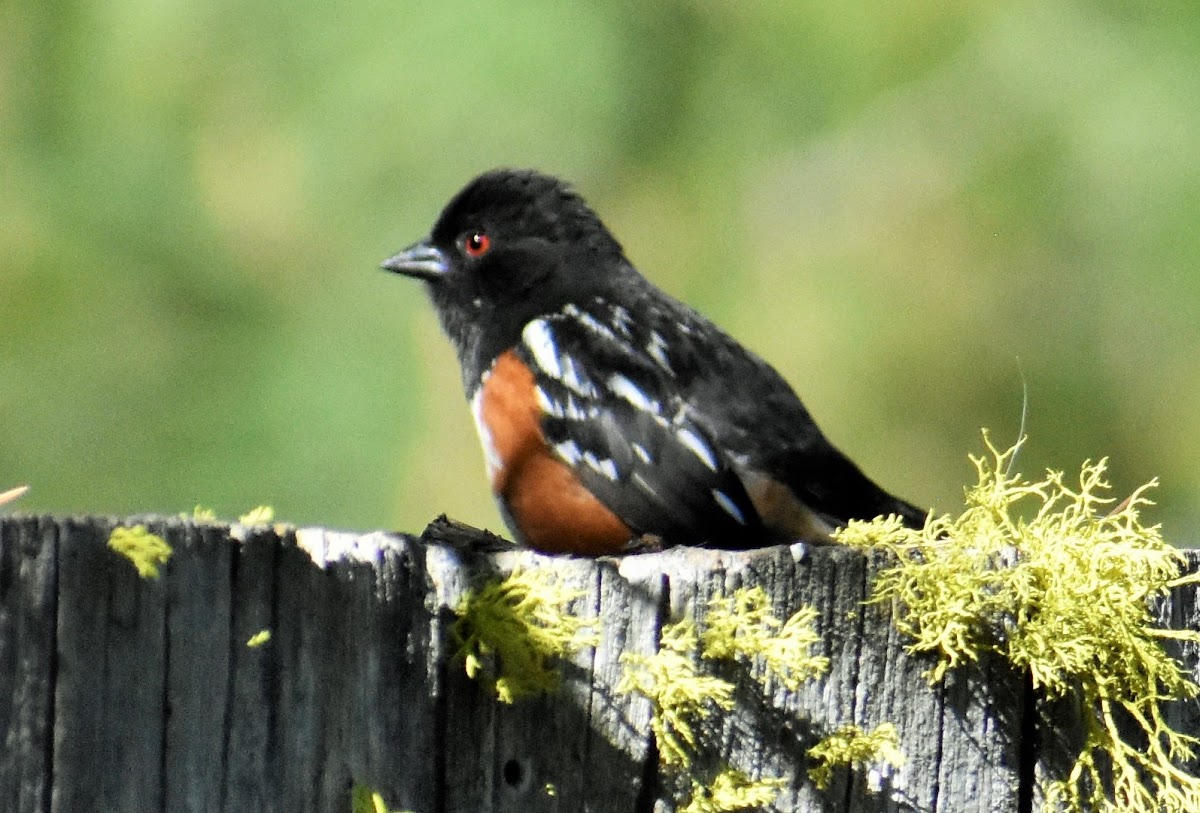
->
453, 569, 598, 703
617, 618, 735, 767
349, 784, 389, 813
187, 505, 217, 521
246, 629, 272, 648
807, 723, 905, 790
349, 783, 413, 813
108, 525, 173, 579
837, 432, 1200, 813
680, 768, 786, 813
238, 505, 275, 525
701, 586, 829, 690
620, 589, 829, 811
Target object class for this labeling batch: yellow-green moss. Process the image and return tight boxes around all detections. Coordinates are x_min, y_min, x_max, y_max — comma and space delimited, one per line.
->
187, 505, 217, 522
246, 629, 272, 648
619, 588, 829, 811
701, 586, 829, 690
807, 723, 905, 790
349, 783, 413, 813
238, 505, 275, 525
680, 768, 786, 813
349, 784, 389, 813
618, 618, 735, 767
108, 525, 173, 579
453, 569, 598, 703
837, 432, 1200, 813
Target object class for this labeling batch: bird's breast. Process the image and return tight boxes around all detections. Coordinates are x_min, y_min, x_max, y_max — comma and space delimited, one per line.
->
470, 351, 542, 491
469, 349, 633, 554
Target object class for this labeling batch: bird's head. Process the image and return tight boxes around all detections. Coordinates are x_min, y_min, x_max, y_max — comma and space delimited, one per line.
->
382, 169, 628, 380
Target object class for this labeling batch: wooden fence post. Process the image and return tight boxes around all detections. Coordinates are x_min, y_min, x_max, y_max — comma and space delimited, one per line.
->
0, 514, 1196, 812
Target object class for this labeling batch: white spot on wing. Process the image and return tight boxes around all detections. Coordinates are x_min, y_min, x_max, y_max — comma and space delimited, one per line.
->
553, 439, 583, 465
632, 472, 659, 499
563, 394, 593, 420
583, 451, 620, 481
676, 427, 719, 471
522, 320, 561, 379
564, 304, 617, 340
611, 304, 633, 334
523, 318, 595, 396
631, 443, 653, 464
559, 354, 595, 396
647, 331, 671, 370
534, 385, 563, 417
712, 489, 747, 525
608, 374, 660, 413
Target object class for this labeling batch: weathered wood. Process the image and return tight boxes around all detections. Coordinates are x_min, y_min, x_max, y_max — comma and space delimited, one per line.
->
0, 515, 1196, 812
0, 516, 56, 812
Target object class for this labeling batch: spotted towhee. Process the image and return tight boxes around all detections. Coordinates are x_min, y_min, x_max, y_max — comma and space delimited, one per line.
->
382, 169, 927, 555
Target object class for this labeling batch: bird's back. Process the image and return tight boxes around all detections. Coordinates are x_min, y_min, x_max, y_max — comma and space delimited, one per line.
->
614, 271, 926, 536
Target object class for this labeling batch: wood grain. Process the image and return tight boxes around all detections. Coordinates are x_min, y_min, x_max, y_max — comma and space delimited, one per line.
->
0, 515, 1195, 812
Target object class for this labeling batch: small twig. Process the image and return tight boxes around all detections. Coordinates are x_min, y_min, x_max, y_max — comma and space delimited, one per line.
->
1004, 361, 1029, 479
1105, 493, 1136, 519
420, 514, 515, 554
0, 485, 29, 507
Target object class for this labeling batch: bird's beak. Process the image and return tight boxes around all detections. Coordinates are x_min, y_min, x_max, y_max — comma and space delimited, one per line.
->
381, 239, 450, 280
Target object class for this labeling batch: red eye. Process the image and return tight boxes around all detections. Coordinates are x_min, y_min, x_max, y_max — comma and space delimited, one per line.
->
463, 232, 491, 257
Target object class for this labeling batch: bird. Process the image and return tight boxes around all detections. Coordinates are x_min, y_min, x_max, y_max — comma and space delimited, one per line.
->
381, 169, 927, 555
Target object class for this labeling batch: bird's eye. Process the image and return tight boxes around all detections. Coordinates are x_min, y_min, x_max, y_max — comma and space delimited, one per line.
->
463, 232, 491, 257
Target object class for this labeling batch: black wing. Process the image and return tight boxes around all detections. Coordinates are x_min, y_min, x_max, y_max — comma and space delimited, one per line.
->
616, 285, 928, 530
513, 306, 764, 548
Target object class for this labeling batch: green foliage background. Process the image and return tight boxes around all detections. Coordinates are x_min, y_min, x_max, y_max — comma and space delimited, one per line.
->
3, 1, 1198, 539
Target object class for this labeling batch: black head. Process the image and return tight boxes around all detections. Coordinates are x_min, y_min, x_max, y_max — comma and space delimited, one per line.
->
382, 169, 629, 386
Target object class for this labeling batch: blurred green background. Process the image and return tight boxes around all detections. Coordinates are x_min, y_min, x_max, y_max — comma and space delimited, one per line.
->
3, 0, 1198, 541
